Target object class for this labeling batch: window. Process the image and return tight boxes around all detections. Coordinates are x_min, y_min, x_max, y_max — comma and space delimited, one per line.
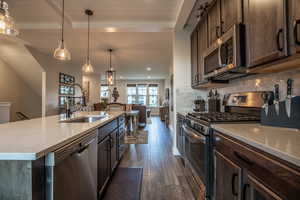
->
127, 84, 137, 104
101, 85, 109, 99
148, 84, 159, 107
137, 84, 147, 105
127, 84, 159, 107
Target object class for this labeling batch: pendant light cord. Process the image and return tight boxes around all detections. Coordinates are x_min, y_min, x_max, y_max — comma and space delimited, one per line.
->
87, 14, 90, 62
61, 0, 65, 42
109, 50, 112, 71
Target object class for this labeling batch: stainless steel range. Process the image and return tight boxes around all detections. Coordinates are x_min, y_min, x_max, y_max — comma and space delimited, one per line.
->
183, 91, 267, 200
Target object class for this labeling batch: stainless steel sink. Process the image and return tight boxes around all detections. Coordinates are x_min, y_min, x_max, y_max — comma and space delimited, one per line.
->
61, 115, 106, 123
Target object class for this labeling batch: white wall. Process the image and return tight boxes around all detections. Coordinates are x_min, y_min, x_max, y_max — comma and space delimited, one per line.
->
27, 47, 83, 116
0, 59, 42, 121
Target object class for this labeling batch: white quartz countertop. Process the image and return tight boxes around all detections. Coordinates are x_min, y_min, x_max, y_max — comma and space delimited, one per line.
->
211, 123, 300, 167
0, 111, 124, 161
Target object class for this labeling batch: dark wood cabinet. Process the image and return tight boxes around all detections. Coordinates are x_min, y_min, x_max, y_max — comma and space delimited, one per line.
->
191, 29, 198, 86
98, 136, 111, 195
245, 0, 287, 67
214, 132, 300, 200
243, 174, 283, 200
208, 0, 221, 46
220, 0, 242, 34
290, 0, 300, 54
110, 129, 118, 172
214, 151, 241, 200
197, 15, 208, 84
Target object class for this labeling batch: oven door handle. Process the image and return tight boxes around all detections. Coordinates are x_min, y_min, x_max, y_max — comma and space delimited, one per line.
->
183, 125, 206, 144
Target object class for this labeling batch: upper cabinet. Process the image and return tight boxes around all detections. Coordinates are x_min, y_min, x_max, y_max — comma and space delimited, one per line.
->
220, 0, 243, 34
245, 0, 287, 67
290, 0, 300, 54
208, 0, 221, 46
197, 15, 208, 84
191, 29, 198, 87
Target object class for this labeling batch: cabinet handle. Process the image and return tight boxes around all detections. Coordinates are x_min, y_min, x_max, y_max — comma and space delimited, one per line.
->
276, 28, 284, 52
231, 173, 238, 196
294, 19, 300, 45
242, 184, 250, 200
234, 151, 253, 166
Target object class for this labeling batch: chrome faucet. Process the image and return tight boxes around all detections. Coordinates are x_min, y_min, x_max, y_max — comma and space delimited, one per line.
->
65, 83, 87, 118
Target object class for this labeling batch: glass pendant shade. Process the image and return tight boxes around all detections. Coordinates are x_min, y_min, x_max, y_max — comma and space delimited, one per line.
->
54, 0, 71, 61
0, 2, 19, 36
106, 70, 116, 86
82, 59, 94, 73
53, 40, 71, 61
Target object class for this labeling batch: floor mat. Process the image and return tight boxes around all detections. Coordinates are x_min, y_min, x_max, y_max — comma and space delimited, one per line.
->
125, 130, 148, 144
103, 167, 143, 200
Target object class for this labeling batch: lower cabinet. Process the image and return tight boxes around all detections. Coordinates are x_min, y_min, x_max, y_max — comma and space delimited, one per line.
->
98, 135, 111, 195
243, 174, 282, 200
214, 151, 241, 200
97, 115, 127, 197
110, 129, 118, 172
213, 132, 300, 200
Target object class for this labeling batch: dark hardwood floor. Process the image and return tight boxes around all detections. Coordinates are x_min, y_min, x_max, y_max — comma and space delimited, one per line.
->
119, 117, 195, 200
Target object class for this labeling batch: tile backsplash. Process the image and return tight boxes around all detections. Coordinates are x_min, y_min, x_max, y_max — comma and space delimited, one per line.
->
215, 68, 300, 100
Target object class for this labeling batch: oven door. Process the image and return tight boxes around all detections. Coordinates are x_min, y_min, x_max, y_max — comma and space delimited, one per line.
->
183, 124, 207, 183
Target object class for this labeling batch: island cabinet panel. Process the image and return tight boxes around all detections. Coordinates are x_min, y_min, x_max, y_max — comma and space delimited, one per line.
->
214, 151, 241, 200
245, 0, 287, 68
197, 15, 208, 84
110, 128, 118, 172
191, 29, 198, 87
98, 136, 111, 196
220, 0, 242, 34
213, 132, 300, 200
290, 0, 300, 54
0, 158, 45, 200
208, 0, 221, 46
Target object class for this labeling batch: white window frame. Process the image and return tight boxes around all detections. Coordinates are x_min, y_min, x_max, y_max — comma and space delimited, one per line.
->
126, 84, 159, 107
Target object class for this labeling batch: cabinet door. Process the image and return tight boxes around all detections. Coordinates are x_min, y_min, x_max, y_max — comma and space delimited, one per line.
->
98, 136, 110, 194
243, 175, 283, 200
245, 0, 287, 67
214, 151, 242, 200
110, 129, 118, 172
197, 16, 208, 83
191, 29, 198, 86
208, 0, 221, 46
220, 0, 242, 34
291, 0, 300, 53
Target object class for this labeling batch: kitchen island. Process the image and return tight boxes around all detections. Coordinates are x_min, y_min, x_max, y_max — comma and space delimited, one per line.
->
0, 111, 126, 200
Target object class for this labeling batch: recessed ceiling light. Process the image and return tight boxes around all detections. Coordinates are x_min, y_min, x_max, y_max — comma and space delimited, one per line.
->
147, 67, 151, 71
147, 76, 151, 79
120, 76, 123, 79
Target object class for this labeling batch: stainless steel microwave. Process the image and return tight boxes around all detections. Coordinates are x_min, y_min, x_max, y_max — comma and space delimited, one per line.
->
203, 23, 246, 80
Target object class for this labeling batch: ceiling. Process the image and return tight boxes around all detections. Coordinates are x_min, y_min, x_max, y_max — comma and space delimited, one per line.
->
6, 0, 183, 79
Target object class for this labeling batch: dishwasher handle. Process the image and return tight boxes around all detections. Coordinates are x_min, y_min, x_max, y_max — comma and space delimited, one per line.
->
46, 137, 96, 166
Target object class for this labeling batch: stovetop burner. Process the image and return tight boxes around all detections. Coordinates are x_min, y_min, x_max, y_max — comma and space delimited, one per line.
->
187, 112, 260, 123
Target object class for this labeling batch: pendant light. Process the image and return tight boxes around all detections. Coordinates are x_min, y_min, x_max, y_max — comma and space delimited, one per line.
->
53, 0, 71, 61
105, 49, 116, 86
0, 1, 19, 36
82, 9, 94, 73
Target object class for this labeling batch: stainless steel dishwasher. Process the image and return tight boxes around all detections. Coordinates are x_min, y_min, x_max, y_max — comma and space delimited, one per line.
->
45, 130, 98, 200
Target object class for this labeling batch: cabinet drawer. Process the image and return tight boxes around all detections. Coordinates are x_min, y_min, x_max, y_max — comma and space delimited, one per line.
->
98, 119, 118, 142
214, 132, 300, 200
